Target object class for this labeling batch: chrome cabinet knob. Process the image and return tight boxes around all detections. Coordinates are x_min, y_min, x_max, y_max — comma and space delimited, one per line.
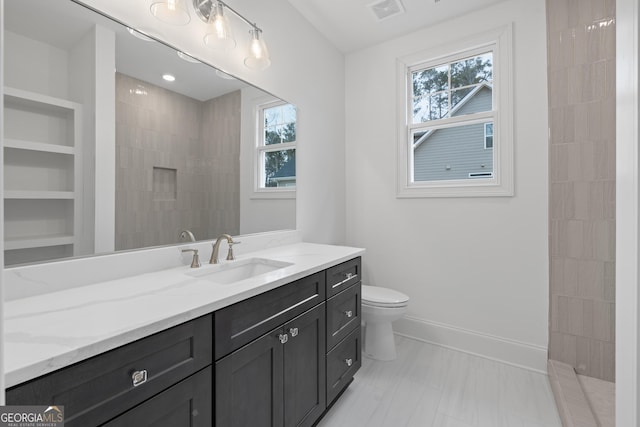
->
344, 310, 353, 318
289, 327, 299, 337
279, 333, 289, 344
345, 358, 353, 367
131, 369, 148, 387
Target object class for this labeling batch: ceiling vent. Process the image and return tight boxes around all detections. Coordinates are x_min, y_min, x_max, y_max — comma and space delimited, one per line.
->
368, 0, 405, 22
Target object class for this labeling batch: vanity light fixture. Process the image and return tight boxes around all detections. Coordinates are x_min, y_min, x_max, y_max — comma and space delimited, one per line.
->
203, 1, 236, 50
151, 0, 271, 70
244, 28, 270, 71
150, 0, 191, 25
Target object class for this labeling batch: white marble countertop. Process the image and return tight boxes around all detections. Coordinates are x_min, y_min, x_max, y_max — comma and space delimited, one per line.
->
4, 242, 364, 388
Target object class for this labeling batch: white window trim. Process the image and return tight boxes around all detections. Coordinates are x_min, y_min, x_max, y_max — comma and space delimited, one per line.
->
396, 24, 513, 198
253, 99, 296, 199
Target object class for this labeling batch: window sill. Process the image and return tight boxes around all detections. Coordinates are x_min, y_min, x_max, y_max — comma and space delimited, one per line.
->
251, 188, 296, 200
397, 178, 513, 198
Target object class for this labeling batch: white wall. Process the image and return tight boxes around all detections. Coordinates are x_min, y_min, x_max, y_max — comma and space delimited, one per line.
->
76, 0, 347, 245
345, 0, 550, 371
4, 31, 69, 98
616, 0, 639, 423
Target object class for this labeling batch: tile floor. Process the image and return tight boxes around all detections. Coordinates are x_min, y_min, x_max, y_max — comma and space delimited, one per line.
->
318, 335, 562, 427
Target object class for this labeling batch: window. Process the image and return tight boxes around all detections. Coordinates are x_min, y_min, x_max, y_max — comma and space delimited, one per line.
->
257, 101, 296, 191
484, 123, 493, 149
397, 24, 513, 197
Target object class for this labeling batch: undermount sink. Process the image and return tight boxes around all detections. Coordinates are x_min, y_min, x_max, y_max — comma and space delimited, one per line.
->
186, 257, 293, 284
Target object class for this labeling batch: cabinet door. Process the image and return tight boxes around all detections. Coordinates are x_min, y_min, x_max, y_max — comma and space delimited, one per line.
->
102, 366, 212, 427
216, 327, 285, 427
283, 304, 326, 427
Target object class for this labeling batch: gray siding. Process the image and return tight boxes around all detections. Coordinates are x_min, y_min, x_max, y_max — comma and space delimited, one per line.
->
455, 86, 492, 116
414, 87, 493, 182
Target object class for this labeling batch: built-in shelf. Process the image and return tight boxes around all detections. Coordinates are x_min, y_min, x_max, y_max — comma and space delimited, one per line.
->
4, 190, 75, 200
4, 138, 76, 155
5, 234, 75, 251
3, 86, 83, 265
4, 86, 80, 111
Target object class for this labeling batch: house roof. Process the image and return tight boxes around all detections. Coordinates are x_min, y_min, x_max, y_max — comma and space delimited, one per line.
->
413, 82, 493, 150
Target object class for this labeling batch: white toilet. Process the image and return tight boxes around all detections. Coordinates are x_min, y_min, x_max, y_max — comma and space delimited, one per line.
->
361, 285, 409, 361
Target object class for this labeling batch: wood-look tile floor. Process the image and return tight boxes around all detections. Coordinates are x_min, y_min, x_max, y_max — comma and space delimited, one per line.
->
318, 335, 562, 427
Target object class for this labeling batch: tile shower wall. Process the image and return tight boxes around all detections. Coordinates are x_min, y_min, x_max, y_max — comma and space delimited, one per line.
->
547, 0, 616, 381
115, 73, 240, 250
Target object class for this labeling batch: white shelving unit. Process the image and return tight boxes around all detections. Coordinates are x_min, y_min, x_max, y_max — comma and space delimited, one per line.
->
3, 86, 83, 265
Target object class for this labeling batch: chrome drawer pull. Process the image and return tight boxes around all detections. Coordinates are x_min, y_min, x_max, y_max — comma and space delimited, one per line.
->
344, 310, 353, 318
332, 272, 359, 289
289, 327, 299, 337
131, 369, 148, 387
345, 358, 353, 367
279, 333, 289, 344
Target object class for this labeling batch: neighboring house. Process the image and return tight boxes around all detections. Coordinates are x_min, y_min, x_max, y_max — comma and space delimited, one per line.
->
269, 156, 296, 187
413, 84, 493, 181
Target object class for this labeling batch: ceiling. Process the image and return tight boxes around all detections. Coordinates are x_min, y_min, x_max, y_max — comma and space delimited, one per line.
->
286, 0, 507, 53
4, 0, 247, 101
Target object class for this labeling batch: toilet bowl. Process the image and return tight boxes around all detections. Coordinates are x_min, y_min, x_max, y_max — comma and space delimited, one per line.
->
361, 285, 409, 361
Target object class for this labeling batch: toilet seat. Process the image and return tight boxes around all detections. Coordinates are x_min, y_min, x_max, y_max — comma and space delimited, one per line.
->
362, 285, 409, 308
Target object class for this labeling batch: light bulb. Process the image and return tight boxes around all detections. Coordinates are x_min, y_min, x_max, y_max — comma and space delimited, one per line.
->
204, 2, 236, 50
150, 0, 190, 25
244, 29, 271, 70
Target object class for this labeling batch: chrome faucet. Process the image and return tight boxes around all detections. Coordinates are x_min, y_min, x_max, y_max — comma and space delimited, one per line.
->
210, 234, 240, 264
179, 229, 196, 242
181, 248, 201, 268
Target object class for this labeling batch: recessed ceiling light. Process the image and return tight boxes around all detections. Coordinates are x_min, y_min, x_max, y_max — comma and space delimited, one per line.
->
126, 27, 154, 42
162, 74, 176, 82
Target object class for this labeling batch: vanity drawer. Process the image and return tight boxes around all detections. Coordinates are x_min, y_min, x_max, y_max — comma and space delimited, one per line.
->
6, 314, 212, 427
326, 257, 361, 297
326, 326, 361, 404
102, 366, 212, 427
214, 271, 326, 360
327, 282, 361, 350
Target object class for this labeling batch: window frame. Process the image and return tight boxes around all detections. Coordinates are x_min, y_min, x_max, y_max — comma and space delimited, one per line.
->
254, 99, 297, 198
396, 24, 513, 198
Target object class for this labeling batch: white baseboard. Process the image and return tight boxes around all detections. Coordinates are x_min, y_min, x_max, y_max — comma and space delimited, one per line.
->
393, 315, 548, 374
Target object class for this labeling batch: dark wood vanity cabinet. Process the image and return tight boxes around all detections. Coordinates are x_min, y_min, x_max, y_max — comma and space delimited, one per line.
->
214, 272, 327, 427
5, 313, 213, 427
325, 258, 362, 405
215, 304, 326, 427
5, 256, 362, 427
214, 258, 363, 427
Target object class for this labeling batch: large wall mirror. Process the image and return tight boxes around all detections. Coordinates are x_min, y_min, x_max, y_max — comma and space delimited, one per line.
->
3, 0, 296, 266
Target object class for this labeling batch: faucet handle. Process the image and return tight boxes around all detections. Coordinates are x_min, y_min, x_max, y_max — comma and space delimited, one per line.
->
181, 249, 201, 268
226, 240, 241, 261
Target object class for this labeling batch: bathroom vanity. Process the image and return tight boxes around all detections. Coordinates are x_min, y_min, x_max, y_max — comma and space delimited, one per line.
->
4, 243, 363, 427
